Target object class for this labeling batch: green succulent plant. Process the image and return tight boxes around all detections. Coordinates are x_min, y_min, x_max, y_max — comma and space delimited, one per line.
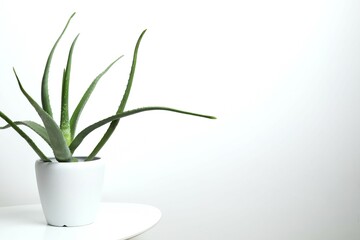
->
0, 12, 215, 162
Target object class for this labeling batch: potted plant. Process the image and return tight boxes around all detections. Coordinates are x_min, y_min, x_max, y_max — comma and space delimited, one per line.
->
0, 12, 215, 227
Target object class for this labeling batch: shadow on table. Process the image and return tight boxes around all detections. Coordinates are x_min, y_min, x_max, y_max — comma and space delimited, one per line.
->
0, 205, 45, 225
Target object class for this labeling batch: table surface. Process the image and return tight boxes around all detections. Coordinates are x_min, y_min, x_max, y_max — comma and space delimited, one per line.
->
0, 202, 161, 240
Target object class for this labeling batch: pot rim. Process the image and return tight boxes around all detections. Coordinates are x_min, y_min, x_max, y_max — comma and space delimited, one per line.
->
36, 156, 101, 163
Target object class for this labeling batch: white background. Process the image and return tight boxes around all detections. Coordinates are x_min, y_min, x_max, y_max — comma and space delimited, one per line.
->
1, 0, 360, 239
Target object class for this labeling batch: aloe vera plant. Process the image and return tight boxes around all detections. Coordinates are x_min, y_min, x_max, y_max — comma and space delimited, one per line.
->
0, 13, 215, 162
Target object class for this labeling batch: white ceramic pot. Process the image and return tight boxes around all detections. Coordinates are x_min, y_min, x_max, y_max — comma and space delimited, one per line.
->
35, 157, 105, 227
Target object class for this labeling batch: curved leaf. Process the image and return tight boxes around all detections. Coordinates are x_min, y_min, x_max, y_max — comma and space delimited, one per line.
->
70, 55, 124, 139
69, 106, 216, 156
42, 12, 76, 117
86, 29, 147, 161
60, 34, 79, 145
13, 68, 72, 162
118, 29, 147, 113
0, 111, 51, 162
0, 120, 50, 146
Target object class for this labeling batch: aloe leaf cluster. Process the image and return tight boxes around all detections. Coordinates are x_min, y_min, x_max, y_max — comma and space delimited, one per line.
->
0, 13, 215, 162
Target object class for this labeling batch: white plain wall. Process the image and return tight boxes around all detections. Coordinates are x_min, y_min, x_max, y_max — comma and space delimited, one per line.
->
1, 0, 360, 239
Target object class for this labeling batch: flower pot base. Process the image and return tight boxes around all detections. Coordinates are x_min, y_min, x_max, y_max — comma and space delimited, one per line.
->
35, 157, 105, 226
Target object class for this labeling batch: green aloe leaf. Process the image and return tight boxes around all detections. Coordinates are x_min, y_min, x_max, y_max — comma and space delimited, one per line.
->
69, 106, 216, 155
0, 111, 51, 162
60, 34, 79, 145
0, 120, 51, 146
42, 12, 76, 117
13, 68, 72, 162
86, 29, 147, 161
118, 29, 147, 113
69, 55, 124, 139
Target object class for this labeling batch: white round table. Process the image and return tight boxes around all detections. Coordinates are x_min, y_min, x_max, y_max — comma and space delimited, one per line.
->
0, 202, 161, 240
